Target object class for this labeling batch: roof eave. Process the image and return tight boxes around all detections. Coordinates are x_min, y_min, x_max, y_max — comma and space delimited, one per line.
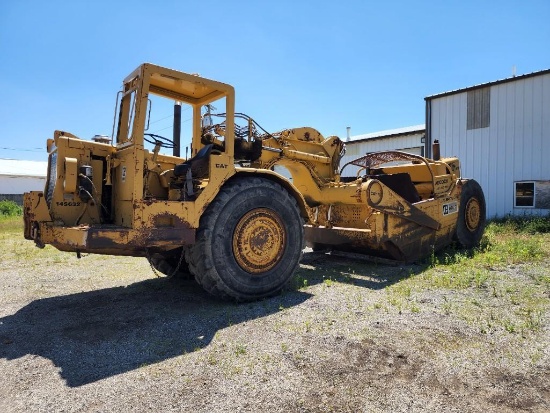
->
425, 68, 550, 101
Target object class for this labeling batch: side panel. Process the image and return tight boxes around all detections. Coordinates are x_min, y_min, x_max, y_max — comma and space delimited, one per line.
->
113, 145, 141, 227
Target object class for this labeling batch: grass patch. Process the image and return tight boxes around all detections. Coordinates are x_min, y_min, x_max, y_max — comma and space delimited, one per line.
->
380, 216, 550, 333
0, 217, 71, 265
0, 216, 149, 292
427, 216, 550, 270
0, 215, 23, 233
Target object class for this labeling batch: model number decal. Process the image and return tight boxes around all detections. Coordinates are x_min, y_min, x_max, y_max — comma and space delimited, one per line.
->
442, 201, 458, 216
56, 201, 81, 207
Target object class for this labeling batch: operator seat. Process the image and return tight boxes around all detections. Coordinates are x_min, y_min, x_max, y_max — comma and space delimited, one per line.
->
173, 144, 214, 198
174, 144, 214, 179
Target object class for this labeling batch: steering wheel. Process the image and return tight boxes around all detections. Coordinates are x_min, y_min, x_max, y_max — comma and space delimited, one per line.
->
144, 133, 176, 149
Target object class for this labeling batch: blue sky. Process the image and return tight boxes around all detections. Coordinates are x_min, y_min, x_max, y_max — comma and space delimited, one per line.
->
1, 0, 549, 161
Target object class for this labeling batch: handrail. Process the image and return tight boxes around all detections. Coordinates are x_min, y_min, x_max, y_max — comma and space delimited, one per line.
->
340, 151, 436, 194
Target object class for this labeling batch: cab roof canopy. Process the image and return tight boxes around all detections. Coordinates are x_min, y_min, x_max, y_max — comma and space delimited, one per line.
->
124, 63, 234, 106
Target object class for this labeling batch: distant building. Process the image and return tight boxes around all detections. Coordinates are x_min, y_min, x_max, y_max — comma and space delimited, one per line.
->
342, 69, 549, 218
0, 159, 47, 204
425, 69, 550, 218
339, 125, 425, 177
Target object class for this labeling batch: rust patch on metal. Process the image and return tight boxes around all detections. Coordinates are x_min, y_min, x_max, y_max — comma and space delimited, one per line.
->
232, 208, 286, 274
306, 217, 448, 263
80, 225, 196, 255
464, 198, 481, 232
152, 212, 191, 229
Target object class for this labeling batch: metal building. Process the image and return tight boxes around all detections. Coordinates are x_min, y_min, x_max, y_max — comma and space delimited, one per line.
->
0, 159, 47, 204
425, 69, 550, 218
339, 125, 425, 177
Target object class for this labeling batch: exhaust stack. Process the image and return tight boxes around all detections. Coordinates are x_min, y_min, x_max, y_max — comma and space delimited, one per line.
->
173, 102, 181, 157
432, 139, 440, 161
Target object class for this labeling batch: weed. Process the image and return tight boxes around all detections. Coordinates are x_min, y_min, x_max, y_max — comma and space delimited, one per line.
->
323, 277, 334, 287
503, 319, 517, 333
395, 284, 412, 298
410, 303, 421, 313
442, 296, 452, 315
234, 343, 247, 356
509, 294, 521, 306
292, 274, 309, 290
206, 353, 218, 365
519, 308, 543, 332
470, 298, 482, 308
429, 246, 438, 267
472, 270, 489, 288
533, 273, 550, 286
387, 293, 403, 312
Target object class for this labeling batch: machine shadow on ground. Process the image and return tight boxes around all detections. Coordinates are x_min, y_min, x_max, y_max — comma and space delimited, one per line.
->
297, 242, 480, 291
0, 276, 312, 387
0, 246, 462, 388
295, 250, 430, 291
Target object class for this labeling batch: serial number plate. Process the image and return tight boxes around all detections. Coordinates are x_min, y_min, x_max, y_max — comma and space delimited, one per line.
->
56, 201, 82, 207
442, 201, 458, 216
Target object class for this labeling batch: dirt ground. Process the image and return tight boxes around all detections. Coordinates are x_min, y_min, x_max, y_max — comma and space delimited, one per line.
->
1, 244, 549, 412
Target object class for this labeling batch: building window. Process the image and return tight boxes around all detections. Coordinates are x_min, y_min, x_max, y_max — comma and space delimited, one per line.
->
467, 87, 490, 130
514, 182, 535, 207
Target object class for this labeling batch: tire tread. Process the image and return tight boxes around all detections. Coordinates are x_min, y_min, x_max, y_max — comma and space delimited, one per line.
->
186, 177, 304, 301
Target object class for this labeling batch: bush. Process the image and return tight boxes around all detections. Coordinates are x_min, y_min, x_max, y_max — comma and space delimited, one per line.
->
0, 200, 23, 216
522, 216, 550, 234
489, 215, 550, 235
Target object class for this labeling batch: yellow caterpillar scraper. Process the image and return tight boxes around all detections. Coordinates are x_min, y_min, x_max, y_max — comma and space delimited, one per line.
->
24, 63, 485, 301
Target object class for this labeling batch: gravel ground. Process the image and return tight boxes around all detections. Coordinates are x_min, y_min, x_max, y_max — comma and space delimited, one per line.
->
1, 245, 549, 412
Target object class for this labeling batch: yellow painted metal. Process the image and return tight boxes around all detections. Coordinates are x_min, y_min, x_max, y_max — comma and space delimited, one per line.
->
465, 197, 481, 231
23, 191, 50, 243
23, 64, 248, 255
63, 158, 78, 194
23, 62, 473, 263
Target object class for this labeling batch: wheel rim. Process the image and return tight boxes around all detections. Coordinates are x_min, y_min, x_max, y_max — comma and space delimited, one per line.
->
465, 197, 481, 232
232, 208, 286, 274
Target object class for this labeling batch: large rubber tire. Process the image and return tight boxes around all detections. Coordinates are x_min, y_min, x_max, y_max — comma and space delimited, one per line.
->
186, 177, 304, 301
455, 179, 486, 249
148, 248, 191, 279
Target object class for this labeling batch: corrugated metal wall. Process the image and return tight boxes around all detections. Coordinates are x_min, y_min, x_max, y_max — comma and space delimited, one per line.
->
339, 133, 424, 177
429, 72, 550, 217
0, 176, 46, 195
0, 194, 24, 205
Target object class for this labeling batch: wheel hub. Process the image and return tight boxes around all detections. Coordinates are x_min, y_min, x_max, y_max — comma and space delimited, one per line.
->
465, 197, 481, 232
232, 208, 286, 274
